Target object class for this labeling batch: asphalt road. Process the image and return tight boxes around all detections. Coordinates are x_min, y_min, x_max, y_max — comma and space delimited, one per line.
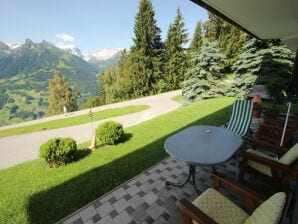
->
0, 90, 181, 169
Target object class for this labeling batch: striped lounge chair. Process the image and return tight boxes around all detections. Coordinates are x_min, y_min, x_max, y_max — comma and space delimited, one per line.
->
225, 100, 253, 141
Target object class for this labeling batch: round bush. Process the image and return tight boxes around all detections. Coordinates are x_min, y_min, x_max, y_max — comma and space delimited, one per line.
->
96, 121, 124, 145
39, 137, 77, 167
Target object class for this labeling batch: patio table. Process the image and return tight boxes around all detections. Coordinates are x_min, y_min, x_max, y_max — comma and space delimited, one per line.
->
164, 125, 243, 194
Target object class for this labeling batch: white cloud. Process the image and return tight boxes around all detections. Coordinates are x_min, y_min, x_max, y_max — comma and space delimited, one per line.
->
55, 33, 75, 42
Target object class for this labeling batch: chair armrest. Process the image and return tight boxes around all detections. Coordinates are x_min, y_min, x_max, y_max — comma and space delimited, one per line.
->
179, 198, 218, 224
250, 139, 288, 157
212, 172, 266, 213
243, 152, 290, 172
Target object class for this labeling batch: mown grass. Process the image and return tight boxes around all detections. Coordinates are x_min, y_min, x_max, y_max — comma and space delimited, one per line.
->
0, 105, 149, 137
0, 97, 234, 224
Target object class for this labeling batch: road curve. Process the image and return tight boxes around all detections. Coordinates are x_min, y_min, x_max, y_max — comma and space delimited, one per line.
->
0, 90, 181, 169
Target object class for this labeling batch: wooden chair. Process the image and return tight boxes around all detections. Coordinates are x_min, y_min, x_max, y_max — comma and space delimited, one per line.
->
179, 172, 292, 224
239, 143, 298, 190
249, 113, 297, 157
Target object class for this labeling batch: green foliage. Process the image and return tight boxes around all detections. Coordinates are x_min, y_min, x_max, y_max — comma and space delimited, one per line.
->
0, 93, 8, 109
164, 8, 189, 90
225, 73, 257, 98
128, 0, 164, 97
231, 38, 294, 97
203, 12, 246, 69
152, 79, 168, 93
99, 67, 127, 104
182, 41, 226, 104
266, 79, 287, 103
81, 96, 102, 109
96, 121, 124, 145
39, 138, 77, 167
131, 0, 163, 53
46, 70, 79, 116
189, 21, 203, 53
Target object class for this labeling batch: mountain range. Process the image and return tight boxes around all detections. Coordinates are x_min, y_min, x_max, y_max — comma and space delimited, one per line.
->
0, 39, 122, 125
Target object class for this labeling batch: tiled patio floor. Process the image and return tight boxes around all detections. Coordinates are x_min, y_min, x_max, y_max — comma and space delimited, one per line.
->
58, 117, 296, 224
58, 151, 288, 224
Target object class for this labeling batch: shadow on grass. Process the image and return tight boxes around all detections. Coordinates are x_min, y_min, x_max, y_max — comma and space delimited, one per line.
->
26, 106, 232, 224
122, 133, 133, 142
74, 149, 92, 162
95, 133, 133, 148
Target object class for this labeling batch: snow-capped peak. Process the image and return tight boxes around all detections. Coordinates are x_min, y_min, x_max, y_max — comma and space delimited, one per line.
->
84, 48, 123, 61
8, 43, 21, 49
55, 44, 83, 57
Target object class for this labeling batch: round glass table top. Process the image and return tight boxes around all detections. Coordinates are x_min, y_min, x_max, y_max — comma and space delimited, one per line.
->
164, 125, 243, 165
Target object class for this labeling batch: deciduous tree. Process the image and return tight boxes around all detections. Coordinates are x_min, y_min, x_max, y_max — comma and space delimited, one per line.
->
46, 70, 79, 115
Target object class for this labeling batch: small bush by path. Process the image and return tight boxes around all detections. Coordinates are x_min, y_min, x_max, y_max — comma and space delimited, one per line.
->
172, 95, 182, 103
39, 138, 78, 167
96, 121, 124, 145
0, 97, 234, 224
0, 105, 149, 137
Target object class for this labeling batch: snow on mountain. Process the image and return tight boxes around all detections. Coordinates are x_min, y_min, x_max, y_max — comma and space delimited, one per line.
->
84, 48, 123, 61
55, 44, 83, 57
7, 43, 21, 49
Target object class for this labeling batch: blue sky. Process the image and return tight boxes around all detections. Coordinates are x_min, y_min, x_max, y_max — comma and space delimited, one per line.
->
1, 0, 207, 53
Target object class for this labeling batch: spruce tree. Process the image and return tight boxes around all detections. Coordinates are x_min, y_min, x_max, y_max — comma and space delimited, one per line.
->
182, 41, 226, 104
46, 70, 79, 115
203, 12, 245, 68
203, 12, 223, 42
189, 21, 203, 52
164, 8, 188, 90
231, 38, 294, 98
127, 0, 164, 97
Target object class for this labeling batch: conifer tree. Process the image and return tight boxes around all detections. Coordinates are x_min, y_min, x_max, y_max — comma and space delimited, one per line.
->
203, 12, 223, 42
182, 41, 226, 104
46, 70, 79, 115
231, 38, 294, 98
189, 21, 203, 53
164, 8, 188, 90
203, 12, 245, 68
126, 0, 164, 97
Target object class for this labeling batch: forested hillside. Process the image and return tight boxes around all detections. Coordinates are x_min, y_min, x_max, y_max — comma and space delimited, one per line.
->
0, 39, 99, 125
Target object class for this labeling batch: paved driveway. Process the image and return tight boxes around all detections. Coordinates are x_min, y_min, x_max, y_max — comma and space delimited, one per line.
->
0, 90, 181, 169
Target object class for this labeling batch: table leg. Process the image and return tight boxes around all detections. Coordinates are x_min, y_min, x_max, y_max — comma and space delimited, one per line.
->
165, 164, 200, 195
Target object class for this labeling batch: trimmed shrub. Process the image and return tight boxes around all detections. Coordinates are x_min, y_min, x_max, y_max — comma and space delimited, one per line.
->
96, 121, 124, 145
39, 138, 77, 167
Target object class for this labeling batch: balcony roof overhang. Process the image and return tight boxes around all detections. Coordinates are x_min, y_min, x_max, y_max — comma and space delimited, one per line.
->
190, 0, 298, 51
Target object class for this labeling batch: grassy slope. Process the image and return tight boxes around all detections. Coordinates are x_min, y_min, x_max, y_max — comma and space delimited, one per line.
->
0, 97, 234, 224
0, 105, 149, 137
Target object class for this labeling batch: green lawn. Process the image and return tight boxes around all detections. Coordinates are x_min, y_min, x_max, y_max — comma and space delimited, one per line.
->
0, 105, 149, 137
0, 97, 234, 224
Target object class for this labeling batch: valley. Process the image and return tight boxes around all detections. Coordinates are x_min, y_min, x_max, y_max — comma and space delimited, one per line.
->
0, 39, 122, 125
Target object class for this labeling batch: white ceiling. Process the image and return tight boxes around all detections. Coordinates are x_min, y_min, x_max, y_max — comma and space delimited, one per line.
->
198, 0, 298, 50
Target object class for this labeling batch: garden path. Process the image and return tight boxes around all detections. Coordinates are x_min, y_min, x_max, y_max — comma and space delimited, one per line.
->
0, 90, 181, 169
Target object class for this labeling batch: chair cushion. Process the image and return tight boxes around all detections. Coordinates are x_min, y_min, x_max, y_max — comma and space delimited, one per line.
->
246, 149, 277, 177
193, 188, 249, 224
244, 192, 286, 224
279, 143, 298, 165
